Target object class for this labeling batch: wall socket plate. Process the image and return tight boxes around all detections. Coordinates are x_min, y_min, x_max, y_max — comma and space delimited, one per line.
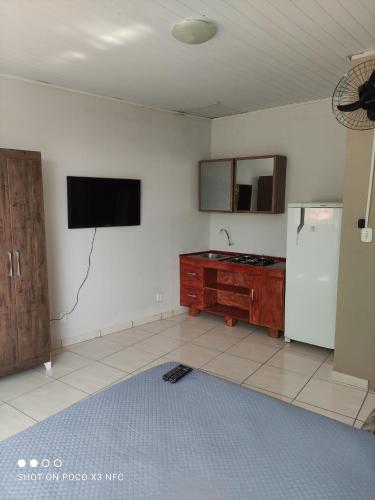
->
361, 227, 373, 243
155, 292, 163, 303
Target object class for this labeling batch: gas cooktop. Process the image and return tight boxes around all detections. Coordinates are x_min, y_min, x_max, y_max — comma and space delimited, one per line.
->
227, 255, 278, 266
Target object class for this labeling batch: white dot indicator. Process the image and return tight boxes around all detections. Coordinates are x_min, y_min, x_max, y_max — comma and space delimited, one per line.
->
53, 458, 62, 468
30, 459, 38, 468
41, 459, 50, 468
17, 459, 26, 468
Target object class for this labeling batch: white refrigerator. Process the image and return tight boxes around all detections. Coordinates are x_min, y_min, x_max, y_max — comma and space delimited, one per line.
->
285, 203, 342, 349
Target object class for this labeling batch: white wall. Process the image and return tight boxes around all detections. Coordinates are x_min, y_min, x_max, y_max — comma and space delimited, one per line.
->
0, 76, 210, 345
209, 99, 346, 256
0, 79, 347, 347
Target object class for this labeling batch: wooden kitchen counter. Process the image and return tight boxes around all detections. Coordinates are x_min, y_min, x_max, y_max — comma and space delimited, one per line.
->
180, 251, 286, 337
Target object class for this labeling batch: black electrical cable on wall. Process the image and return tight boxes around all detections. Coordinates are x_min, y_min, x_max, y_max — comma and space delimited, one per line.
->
50, 227, 97, 322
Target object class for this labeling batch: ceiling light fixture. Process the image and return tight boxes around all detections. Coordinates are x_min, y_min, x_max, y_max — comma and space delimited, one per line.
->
171, 19, 217, 45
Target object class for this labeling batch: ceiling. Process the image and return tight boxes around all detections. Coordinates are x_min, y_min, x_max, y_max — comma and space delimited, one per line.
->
0, 0, 374, 118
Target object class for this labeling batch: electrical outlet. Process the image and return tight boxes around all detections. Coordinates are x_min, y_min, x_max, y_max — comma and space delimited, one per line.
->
361, 227, 373, 243
155, 292, 163, 303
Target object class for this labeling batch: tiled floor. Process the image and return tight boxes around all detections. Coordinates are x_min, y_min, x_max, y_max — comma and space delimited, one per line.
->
0, 312, 372, 440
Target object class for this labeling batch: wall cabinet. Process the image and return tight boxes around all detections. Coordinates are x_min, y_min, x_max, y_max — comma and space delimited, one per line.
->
199, 159, 234, 212
199, 155, 286, 214
180, 251, 285, 337
0, 149, 50, 377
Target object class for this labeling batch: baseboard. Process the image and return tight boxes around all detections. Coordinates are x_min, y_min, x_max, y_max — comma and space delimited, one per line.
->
100, 321, 133, 336
54, 308, 187, 348
162, 307, 187, 319
332, 370, 368, 391
132, 313, 162, 327
62, 329, 101, 347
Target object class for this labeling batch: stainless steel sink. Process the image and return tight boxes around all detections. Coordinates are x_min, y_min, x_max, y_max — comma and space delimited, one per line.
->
196, 252, 229, 260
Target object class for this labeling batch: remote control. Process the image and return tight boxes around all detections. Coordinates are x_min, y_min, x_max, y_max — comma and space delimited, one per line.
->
169, 365, 192, 383
163, 364, 184, 381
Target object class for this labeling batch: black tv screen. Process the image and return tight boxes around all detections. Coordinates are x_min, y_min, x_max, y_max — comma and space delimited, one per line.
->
67, 176, 141, 229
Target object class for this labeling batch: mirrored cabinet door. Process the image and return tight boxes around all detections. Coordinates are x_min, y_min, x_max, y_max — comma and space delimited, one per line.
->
199, 159, 233, 212
234, 156, 286, 214
235, 157, 274, 213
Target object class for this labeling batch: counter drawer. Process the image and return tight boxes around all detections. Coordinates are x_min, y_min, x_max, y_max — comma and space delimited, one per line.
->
180, 264, 203, 287
180, 286, 203, 307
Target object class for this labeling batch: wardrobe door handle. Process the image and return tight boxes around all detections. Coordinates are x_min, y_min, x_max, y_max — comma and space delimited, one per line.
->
8, 252, 13, 277
15, 250, 21, 276
251, 289, 255, 301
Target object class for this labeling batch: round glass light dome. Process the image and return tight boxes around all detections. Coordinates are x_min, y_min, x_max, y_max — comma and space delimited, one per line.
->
171, 19, 217, 45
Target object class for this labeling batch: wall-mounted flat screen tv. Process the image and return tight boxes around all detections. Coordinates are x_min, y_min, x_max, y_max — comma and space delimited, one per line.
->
67, 176, 141, 229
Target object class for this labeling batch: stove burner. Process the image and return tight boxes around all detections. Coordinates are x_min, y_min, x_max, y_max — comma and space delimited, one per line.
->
228, 255, 278, 266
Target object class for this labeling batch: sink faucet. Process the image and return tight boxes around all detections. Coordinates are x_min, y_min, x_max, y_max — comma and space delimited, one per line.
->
219, 228, 233, 247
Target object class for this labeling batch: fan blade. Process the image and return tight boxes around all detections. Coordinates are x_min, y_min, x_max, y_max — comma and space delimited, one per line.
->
337, 100, 362, 112
368, 69, 375, 86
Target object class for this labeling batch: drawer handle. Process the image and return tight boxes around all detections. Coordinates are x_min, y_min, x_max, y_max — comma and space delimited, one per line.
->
251, 289, 255, 301
8, 252, 13, 277
15, 250, 21, 276
186, 272, 197, 276
187, 294, 197, 298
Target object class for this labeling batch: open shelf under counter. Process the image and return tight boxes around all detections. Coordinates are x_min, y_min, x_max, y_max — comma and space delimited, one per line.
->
204, 304, 249, 322
204, 283, 249, 295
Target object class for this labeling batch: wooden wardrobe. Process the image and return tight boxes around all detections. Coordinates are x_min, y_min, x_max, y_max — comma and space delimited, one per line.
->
0, 148, 50, 377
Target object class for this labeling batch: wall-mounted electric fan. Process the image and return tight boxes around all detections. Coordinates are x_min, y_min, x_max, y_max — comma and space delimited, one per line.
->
332, 58, 375, 130
332, 58, 375, 242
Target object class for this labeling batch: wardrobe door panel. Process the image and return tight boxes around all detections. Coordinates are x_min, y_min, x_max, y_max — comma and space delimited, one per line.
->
8, 158, 50, 363
0, 159, 17, 371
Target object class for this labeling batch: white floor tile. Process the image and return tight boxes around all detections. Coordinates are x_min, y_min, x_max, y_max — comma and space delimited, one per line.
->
0, 368, 52, 402
243, 385, 292, 403
248, 328, 285, 348
60, 362, 127, 394
6, 313, 368, 435
38, 351, 92, 379
203, 353, 261, 382
313, 359, 334, 381
293, 401, 354, 425
357, 392, 375, 422
0, 404, 36, 441
134, 335, 185, 356
131, 357, 172, 376
227, 337, 281, 363
210, 323, 252, 340
100, 346, 160, 372
164, 313, 189, 323
67, 337, 124, 360
179, 315, 222, 331
268, 350, 322, 376
296, 378, 367, 418
10, 381, 87, 421
193, 330, 243, 351
102, 327, 153, 347
166, 344, 220, 368
137, 319, 177, 334
283, 341, 330, 362
159, 322, 209, 341
244, 365, 309, 398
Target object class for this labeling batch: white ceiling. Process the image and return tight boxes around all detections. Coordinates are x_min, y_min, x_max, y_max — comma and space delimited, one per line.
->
0, 0, 374, 117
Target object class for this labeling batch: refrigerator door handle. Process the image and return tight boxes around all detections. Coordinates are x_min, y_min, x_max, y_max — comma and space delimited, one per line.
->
296, 207, 305, 245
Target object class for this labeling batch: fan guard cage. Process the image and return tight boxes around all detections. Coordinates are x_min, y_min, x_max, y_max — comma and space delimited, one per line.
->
332, 59, 375, 130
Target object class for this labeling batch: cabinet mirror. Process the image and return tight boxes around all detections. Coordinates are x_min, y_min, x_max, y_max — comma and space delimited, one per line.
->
235, 157, 274, 212
234, 156, 286, 214
199, 159, 233, 212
